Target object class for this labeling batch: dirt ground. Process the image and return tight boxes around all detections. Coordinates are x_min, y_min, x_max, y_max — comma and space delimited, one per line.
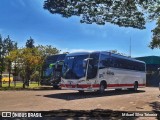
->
0, 87, 159, 119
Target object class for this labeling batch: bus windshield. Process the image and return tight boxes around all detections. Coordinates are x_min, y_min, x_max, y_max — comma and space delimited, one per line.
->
42, 54, 66, 78
62, 55, 89, 79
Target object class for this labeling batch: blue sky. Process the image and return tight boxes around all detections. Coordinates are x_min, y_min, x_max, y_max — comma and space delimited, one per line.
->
0, 0, 159, 57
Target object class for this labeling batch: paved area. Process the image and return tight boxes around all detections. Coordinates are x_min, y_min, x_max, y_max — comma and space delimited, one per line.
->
0, 87, 159, 119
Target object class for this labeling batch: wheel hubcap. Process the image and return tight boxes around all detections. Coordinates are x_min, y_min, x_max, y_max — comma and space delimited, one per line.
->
100, 84, 104, 93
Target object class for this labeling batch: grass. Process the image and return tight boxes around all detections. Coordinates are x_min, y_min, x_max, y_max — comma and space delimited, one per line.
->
0, 81, 41, 90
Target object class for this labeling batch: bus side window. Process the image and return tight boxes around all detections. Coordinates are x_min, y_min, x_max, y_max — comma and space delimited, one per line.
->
99, 54, 110, 69
87, 53, 99, 79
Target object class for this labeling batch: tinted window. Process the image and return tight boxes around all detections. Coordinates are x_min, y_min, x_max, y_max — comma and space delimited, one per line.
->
110, 56, 145, 71
62, 55, 88, 79
87, 53, 99, 79
99, 54, 110, 69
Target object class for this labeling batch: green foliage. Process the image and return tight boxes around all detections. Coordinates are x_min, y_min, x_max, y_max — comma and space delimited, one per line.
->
37, 45, 60, 56
0, 35, 60, 88
149, 18, 160, 49
3, 36, 17, 53
43, 0, 159, 29
43, 0, 160, 48
6, 40, 60, 87
26, 37, 35, 48
30, 71, 40, 81
0, 35, 6, 73
3, 36, 18, 87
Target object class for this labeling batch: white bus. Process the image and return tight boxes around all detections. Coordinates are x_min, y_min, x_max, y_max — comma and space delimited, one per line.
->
61, 51, 146, 93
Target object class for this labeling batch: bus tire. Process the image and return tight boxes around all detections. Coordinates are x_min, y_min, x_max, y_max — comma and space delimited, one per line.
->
99, 82, 106, 94
134, 82, 138, 91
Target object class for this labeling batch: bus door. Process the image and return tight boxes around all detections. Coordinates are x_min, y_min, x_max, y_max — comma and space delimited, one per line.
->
86, 53, 99, 86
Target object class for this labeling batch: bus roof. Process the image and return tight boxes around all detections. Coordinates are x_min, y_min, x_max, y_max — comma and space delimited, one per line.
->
66, 51, 145, 64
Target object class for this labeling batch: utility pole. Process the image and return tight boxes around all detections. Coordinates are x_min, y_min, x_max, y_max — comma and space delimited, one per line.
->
129, 37, 132, 58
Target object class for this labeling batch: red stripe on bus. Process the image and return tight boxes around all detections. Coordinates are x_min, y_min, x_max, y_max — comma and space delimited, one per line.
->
61, 84, 145, 88
108, 84, 133, 87
108, 84, 145, 87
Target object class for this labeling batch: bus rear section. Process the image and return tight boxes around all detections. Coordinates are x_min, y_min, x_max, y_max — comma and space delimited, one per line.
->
61, 51, 146, 93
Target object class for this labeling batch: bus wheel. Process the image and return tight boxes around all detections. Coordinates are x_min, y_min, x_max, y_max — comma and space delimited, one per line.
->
99, 83, 106, 94
134, 82, 138, 91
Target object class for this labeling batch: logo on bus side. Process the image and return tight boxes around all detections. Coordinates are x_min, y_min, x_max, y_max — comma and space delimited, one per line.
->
106, 71, 114, 75
99, 74, 104, 78
99, 71, 114, 78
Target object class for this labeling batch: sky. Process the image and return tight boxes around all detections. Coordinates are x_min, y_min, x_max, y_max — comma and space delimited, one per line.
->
0, 0, 159, 57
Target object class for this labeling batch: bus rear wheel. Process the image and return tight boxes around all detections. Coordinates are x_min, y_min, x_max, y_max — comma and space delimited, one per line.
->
134, 82, 138, 91
98, 83, 106, 94
128, 82, 138, 91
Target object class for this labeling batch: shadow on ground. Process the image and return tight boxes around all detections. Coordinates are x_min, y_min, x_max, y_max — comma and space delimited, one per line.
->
34, 109, 138, 120
43, 90, 145, 100
0, 109, 139, 120
150, 101, 160, 120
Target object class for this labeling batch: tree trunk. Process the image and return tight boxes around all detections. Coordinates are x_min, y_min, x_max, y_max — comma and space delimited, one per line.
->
25, 65, 30, 87
0, 71, 2, 87
23, 77, 25, 88
14, 76, 16, 87
38, 69, 41, 86
8, 61, 11, 87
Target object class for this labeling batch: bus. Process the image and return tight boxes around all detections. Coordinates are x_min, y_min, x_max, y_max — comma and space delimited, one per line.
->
41, 54, 66, 87
61, 51, 146, 93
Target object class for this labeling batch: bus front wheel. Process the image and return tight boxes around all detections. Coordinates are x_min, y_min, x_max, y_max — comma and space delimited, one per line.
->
98, 82, 106, 94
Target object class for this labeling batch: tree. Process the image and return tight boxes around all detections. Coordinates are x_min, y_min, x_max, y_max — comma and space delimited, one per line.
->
44, 0, 160, 48
26, 37, 35, 48
43, 0, 159, 29
24, 37, 35, 86
149, 18, 160, 49
37, 45, 60, 56
0, 35, 6, 87
7, 48, 44, 88
7, 42, 60, 88
3, 36, 17, 87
